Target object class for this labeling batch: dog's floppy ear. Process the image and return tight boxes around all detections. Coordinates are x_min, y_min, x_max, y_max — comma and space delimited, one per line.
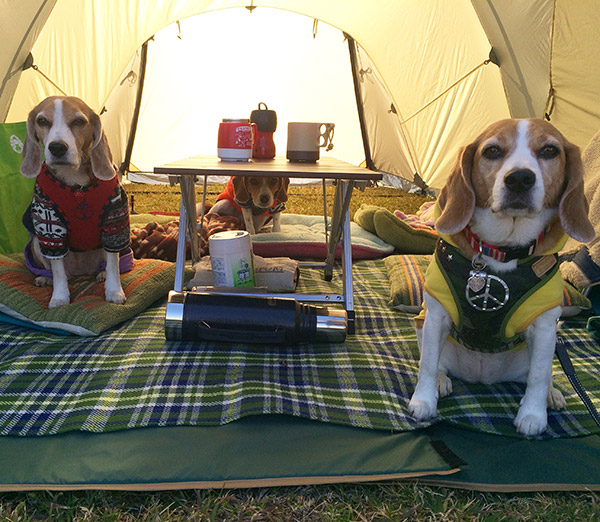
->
89, 111, 115, 180
232, 176, 250, 204
559, 141, 595, 243
276, 178, 290, 202
435, 142, 477, 234
20, 107, 43, 178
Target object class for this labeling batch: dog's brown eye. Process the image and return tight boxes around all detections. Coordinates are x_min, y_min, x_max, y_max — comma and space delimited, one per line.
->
249, 178, 259, 186
269, 178, 278, 185
539, 144, 560, 159
71, 117, 87, 127
36, 117, 50, 127
482, 145, 503, 159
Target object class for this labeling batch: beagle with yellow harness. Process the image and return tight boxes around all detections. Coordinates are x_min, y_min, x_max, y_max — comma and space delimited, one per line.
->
408, 118, 595, 436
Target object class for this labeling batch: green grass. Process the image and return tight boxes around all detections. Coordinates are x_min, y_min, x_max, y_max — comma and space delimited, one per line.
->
1, 485, 599, 521
125, 182, 431, 217
1, 182, 598, 521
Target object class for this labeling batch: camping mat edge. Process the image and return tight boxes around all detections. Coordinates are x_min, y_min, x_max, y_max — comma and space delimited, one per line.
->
0, 415, 456, 491
0, 416, 599, 492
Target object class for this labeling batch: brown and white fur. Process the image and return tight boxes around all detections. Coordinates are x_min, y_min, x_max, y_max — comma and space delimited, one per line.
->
408, 118, 595, 436
208, 176, 289, 234
20, 96, 126, 308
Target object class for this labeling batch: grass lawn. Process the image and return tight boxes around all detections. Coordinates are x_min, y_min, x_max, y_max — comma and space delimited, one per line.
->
1, 182, 599, 521
124, 181, 431, 216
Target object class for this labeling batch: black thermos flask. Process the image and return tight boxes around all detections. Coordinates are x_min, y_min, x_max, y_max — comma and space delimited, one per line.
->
165, 291, 347, 344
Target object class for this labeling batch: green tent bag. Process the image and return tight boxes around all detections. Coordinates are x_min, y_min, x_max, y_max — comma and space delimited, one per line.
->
0, 122, 35, 254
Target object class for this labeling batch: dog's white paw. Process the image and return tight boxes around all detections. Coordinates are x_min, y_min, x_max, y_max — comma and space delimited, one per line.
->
408, 396, 438, 420
437, 373, 453, 398
106, 289, 126, 304
514, 407, 547, 436
547, 386, 566, 410
49, 295, 70, 308
96, 271, 107, 283
34, 276, 53, 287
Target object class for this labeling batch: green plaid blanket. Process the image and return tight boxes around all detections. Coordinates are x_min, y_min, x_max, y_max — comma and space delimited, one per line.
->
0, 259, 599, 439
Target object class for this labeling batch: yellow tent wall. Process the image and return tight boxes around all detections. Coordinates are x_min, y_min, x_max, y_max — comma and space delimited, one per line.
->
2, 0, 600, 189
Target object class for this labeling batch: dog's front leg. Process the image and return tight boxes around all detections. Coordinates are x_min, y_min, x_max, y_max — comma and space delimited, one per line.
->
103, 251, 126, 304
271, 212, 281, 232
49, 258, 71, 308
241, 207, 256, 234
514, 306, 562, 436
409, 294, 452, 420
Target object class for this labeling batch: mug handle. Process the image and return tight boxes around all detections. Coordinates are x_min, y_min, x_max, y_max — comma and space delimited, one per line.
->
318, 123, 335, 151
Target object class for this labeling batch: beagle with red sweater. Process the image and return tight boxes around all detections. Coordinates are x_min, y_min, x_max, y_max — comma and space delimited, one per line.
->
409, 118, 594, 436
208, 175, 289, 234
20, 96, 130, 308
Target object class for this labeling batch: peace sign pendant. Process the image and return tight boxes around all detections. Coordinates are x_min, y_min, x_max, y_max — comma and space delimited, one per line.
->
465, 254, 509, 312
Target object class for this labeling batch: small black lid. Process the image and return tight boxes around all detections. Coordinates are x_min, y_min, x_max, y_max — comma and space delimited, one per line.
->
250, 102, 277, 132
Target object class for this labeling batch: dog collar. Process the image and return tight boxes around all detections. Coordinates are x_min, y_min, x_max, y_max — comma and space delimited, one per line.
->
233, 197, 285, 216
464, 226, 545, 262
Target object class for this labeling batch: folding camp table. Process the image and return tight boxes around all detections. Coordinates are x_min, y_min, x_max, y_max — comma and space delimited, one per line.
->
153, 155, 382, 333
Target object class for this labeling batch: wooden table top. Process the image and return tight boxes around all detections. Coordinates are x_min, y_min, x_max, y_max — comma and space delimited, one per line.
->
154, 155, 382, 181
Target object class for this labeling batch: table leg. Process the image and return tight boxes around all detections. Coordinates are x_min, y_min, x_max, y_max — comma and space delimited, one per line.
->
198, 175, 208, 241
180, 175, 200, 266
173, 175, 200, 292
322, 179, 329, 247
325, 182, 341, 280
325, 180, 356, 332
341, 203, 355, 334
174, 179, 187, 293
325, 181, 354, 273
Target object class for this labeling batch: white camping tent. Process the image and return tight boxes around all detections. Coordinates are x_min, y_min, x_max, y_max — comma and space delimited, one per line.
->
2, 0, 600, 190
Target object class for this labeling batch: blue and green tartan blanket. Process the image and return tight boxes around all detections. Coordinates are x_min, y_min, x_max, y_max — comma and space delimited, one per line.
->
0, 259, 599, 439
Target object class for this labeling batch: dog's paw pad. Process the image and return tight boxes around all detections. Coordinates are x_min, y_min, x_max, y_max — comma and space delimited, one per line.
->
514, 411, 547, 436
106, 287, 127, 304
547, 387, 566, 410
437, 374, 453, 398
408, 398, 437, 421
49, 296, 70, 308
34, 276, 53, 287
106, 290, 127, 304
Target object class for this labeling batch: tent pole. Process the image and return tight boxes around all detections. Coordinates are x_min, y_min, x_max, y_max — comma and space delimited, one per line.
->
119, 39, 149, 178
345, 34, 374, 171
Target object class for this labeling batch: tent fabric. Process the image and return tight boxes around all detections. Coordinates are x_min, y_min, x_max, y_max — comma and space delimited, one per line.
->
2, 1, 600, 189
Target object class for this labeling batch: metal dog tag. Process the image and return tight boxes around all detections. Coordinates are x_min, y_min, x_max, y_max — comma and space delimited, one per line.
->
467, 271, 487, 292
467, 251, 487, 293
464, 251, 510, 312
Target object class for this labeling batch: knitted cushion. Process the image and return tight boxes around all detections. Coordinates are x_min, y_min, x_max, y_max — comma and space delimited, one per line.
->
0, 252, 183, 335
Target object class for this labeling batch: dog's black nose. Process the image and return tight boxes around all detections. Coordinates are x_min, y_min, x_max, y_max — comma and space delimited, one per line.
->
259, 194, 271, 206
504, 169, 535, 193
48, 141, 68, 158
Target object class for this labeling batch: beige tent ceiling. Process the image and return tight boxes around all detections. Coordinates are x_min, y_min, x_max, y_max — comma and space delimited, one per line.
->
2, 0, 600, 189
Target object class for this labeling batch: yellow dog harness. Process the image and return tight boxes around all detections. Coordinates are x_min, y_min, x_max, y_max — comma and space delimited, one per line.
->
422, 208, 567, 353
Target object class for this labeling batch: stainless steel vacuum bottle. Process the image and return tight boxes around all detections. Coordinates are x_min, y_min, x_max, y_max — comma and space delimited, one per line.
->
165, 291, 347, 344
